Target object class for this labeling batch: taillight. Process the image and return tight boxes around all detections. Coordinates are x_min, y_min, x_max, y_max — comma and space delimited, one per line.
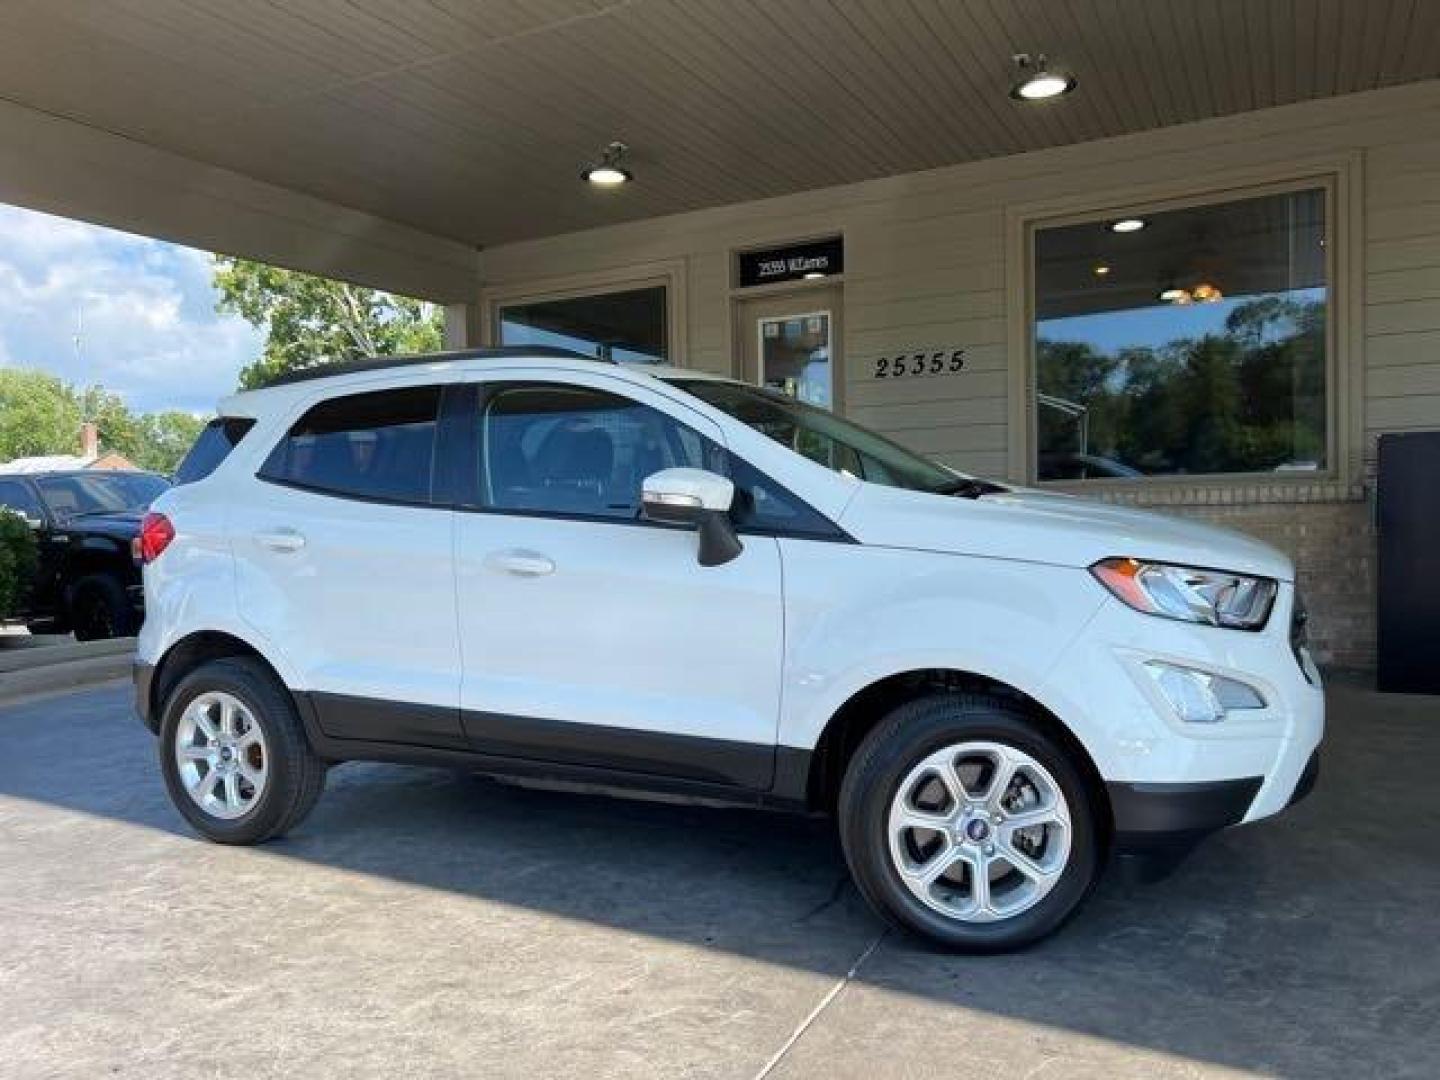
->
139, 512, 175, 563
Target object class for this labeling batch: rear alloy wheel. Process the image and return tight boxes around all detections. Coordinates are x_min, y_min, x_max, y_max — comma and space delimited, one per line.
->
159, 657, 326, 845
174, 691, 270, 820
839, 694, 1101, 952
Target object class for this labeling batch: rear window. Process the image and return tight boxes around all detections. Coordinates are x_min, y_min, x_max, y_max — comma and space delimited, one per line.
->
174, 418, 256, 485
258, 386, 441, 504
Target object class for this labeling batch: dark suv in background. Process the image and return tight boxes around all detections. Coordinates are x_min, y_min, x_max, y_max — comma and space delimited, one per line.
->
0, 470, 170, 639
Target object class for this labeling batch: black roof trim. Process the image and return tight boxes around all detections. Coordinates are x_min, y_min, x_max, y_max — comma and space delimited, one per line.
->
258, 346, 604, 389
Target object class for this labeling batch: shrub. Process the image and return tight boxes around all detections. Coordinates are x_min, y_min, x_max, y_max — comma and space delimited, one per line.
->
0, 509, 38, 619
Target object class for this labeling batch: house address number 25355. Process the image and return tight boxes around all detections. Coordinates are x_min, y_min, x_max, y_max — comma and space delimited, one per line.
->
873, 349, 967, 378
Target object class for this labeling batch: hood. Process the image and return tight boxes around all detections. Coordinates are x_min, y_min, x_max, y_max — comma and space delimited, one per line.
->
838, 483, 1294, 582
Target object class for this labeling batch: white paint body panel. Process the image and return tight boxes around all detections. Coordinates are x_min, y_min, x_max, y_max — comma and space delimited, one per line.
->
450, 365, 784, 759
140, 355, 1324, 830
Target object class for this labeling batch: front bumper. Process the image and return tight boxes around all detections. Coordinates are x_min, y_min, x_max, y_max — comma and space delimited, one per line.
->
1040, 584, 1324, 876
1108, 751, 1319, 879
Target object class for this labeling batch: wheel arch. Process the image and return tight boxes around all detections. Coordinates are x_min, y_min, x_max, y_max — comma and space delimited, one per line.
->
801, 668, 1112, 842
148, 629, 290, 731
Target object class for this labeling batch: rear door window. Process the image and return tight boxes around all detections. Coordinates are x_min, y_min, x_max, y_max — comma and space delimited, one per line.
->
174, 418, 256, 485
259, 386, 442, 504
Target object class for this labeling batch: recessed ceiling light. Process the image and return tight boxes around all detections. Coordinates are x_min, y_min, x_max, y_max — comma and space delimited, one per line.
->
1010, 53, 1076, 101
1111, 218, 1146, 233
1094, 264, 1111, 276
582, 141, 632, 187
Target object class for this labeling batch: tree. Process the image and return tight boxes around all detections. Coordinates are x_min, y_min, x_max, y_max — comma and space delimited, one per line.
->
0, 368, 206, 474
133, 412, 208, 474
0, 509, 38, 618
0, 369, 83, 461
77, 384, 145, 462
213, 257, 445, 388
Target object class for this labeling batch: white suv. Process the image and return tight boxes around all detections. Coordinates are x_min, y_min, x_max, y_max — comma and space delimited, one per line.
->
135, 348, 1323, 951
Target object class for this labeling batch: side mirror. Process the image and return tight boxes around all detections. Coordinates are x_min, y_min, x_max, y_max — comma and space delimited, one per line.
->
641, 468, 743, 567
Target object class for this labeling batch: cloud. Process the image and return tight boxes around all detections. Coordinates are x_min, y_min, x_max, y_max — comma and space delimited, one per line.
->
0, 204, 265, 414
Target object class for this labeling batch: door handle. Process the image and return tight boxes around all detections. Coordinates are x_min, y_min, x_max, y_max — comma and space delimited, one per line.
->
485, 549, 555, 577
254, 528, 306, 553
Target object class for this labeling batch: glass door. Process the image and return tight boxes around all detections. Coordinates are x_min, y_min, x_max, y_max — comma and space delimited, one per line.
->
737, 287, 843, 411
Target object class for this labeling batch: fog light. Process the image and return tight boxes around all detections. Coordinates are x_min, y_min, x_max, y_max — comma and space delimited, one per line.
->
1145, 662, 1265, 724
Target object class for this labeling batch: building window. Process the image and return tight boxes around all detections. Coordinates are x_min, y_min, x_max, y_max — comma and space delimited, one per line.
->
498, 285, 667, 364
1033, 186, 1328, 481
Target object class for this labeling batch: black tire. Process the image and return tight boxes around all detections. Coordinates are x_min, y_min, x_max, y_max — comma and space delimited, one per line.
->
158, 657, 326, 845
69, 574, 137, 641
838, 693, 1102, 953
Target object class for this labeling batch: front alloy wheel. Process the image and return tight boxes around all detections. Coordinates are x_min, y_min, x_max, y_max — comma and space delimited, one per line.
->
839, 694, 1100, 952
888, 741, 1071, 924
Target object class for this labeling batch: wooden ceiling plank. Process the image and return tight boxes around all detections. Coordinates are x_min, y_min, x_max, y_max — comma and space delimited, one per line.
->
825, 0, 988, 166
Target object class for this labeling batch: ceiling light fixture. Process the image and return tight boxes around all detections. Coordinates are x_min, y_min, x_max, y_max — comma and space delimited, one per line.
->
1010, 53, 1076, 101
1111, 218, 1146, 234
1094, 264, 1111, 276
582, 141, 632, 187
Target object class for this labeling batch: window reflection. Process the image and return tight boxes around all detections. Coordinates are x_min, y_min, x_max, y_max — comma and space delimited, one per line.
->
499, 286, 666, 365
1034, 188, 1327, 480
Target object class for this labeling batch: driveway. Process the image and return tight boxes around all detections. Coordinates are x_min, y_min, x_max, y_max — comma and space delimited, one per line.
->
1, 679, 1437, 1079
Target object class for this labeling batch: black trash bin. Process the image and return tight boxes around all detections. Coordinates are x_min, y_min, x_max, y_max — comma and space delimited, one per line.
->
1377, 430, 1440, 694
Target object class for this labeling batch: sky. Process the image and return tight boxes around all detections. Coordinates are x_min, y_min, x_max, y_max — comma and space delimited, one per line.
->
0, 202, 262, 415
1038, 286, 1325, 355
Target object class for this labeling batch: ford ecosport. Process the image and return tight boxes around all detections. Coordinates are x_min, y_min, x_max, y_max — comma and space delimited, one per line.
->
135, 348, 1323, 951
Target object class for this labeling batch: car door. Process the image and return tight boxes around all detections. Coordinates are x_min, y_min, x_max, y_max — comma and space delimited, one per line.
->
453, 372, 785, 790
231, 381, 465, 749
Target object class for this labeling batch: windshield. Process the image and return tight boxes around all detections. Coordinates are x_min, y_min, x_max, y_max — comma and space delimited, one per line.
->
669, 379, 971, 493
33, 473, 169, 521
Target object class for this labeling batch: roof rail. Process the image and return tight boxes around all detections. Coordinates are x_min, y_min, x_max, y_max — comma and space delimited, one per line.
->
257, 345, 604, 388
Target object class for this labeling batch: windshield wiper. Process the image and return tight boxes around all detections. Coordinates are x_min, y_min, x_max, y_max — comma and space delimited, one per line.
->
931, 477, 1006, 499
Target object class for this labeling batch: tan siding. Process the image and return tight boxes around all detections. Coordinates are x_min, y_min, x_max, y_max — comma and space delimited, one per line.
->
480, 81, 1440, 481
1369, 266, 1440, 304
1368, 394, 1440, 430
1366, 329, 1440, 367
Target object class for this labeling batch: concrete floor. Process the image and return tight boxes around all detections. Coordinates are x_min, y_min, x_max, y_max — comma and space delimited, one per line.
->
1, 679, 1437, 1079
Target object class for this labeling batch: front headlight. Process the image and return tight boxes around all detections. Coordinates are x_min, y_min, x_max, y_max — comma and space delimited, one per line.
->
1090, 557, 1277, 630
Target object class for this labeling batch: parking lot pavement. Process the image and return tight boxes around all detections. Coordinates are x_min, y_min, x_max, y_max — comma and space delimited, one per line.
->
2, 680, 1438, 1080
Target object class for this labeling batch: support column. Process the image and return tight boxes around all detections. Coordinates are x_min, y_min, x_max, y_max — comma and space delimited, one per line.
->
443, 302, 483, 350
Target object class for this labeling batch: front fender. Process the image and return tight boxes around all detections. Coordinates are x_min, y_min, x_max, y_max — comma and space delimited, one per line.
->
776, 541, 1105, 754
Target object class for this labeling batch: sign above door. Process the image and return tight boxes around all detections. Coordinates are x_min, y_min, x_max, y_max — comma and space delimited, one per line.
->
737, 237, 844, 288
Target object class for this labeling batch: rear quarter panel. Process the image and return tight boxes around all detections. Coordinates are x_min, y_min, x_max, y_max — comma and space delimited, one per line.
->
136, 483, 302, 690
